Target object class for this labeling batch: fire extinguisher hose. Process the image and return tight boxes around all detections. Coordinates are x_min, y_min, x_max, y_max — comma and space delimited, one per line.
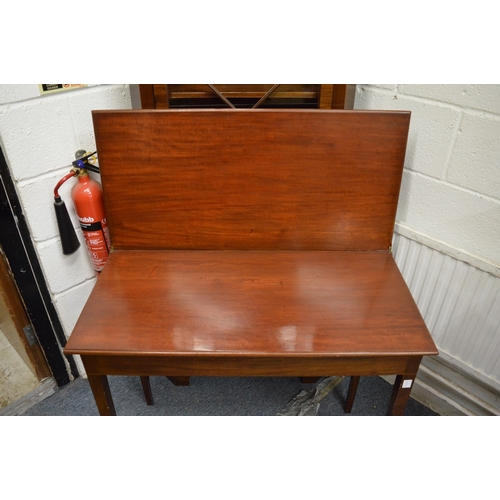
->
54, 171, 77, 199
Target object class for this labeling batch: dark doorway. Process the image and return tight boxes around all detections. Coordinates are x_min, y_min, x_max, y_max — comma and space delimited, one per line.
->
0, 146, 79, 389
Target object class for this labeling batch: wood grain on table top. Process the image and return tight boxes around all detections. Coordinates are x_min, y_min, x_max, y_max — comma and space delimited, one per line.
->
65, 250, 437, 358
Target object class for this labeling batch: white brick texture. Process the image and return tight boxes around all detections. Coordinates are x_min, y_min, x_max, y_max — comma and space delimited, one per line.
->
36, 237, 96, 295
447, 113, 500, 199
0, 98, 77, 181
355, 85, 461, 178
16, 168, 80, 242
53, 279, 97, 338
397, 171, 500, 264
399, 84, 500, 114
70, 85, 132, 149
355, 84, 500, 267
0, 84, 132, 352
0, 84, 40, 105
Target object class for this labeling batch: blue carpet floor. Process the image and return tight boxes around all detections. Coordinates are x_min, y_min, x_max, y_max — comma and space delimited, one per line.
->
22, 375, 437, 416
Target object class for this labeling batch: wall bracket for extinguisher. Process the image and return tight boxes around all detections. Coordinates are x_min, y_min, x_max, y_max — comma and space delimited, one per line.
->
72, 150, 100, 174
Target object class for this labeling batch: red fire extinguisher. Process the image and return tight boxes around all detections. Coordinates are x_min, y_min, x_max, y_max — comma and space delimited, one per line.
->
53, 152, 110, 273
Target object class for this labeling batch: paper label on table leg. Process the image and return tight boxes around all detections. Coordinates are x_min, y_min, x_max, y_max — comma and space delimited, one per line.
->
402, 379, 413, 389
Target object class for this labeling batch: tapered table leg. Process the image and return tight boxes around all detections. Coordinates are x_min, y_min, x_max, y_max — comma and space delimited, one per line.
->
140, 376, 154, 405
387, 375, 415, 416
300, 377, 320, 383
344, 376, 360, 413
87, 375, 116, 416
166, 376, 190, 386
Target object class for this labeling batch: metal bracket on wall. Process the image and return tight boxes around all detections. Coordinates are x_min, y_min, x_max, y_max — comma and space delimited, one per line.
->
23, 324, 38, 346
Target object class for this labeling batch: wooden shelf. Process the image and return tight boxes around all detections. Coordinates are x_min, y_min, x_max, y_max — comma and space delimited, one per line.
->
139, 84, 354, 110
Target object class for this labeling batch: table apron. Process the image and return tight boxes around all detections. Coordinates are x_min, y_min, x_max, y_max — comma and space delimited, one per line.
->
80, 354, 423, 378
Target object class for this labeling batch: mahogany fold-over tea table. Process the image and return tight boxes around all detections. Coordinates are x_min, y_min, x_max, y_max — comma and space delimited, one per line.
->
64, 109, 438, 416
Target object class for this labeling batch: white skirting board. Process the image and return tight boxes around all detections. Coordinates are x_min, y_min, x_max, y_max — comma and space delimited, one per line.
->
391, 226, 500, 416
382, 355, 500, 416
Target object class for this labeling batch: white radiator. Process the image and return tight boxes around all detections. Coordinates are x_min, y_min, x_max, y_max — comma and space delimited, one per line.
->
391, 227, 500, 415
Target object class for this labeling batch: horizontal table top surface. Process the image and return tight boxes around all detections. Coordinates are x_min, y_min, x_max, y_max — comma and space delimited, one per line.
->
64, 250, 437, 357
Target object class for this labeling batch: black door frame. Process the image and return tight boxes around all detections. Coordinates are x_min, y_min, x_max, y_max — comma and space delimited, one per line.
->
0, 146, 79, 386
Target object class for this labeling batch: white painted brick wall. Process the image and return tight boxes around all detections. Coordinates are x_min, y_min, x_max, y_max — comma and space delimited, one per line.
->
36, 236, 96, 295
398, 171, 500, 263
355, 84, 500, 266
0, 84, 40, 104
16, 167, 80, 242
53, 280, 97, 337
447, 113, 500, 199
0, 98, 77, 181
399, 84, 500, 114
358, 84, 500, 402
0, 84, 132, 352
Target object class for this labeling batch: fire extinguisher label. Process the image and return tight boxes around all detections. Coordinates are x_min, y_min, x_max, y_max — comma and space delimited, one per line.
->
79, 219, 110, 272
80, 221, 103, 232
